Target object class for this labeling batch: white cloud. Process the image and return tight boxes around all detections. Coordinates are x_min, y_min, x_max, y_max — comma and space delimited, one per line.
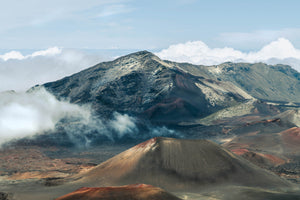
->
245, 38, 300, 61
30, 47, 62, 57
0, 47, 110, 92
156, 40, 244, 65
217, 28, 300, 50
109, 112, 137, 138
0, 87, 90, 145
155, 38, 300, 71
0, 51, 25, 61
0, 87, 140, 146
0, 47, 61, 61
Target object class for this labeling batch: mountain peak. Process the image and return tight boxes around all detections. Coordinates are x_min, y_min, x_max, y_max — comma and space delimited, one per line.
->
131, 50, 153, 56
116, 50, 156, 61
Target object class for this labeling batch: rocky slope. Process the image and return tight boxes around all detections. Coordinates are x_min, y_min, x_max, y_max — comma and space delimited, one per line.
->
72, 137, 291, 191
42, 51, 254, 124
170, 61, 300, 103
223, 125, 300, 183
39, 50, 300, 130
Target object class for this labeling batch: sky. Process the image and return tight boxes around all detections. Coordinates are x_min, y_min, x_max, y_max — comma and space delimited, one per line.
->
1, 0, 300, 50
1, 0, 300, 92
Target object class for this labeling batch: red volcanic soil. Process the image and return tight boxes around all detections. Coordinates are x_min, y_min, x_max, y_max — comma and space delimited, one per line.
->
261, 154, 286, 166
280, 127, 300, 147
175, 74, 196, 90
244, 118, 281, 126
231, 148, 249, 156
224, 143, 250, 150
230, 149, 285, 167
135, 137, 157, 148
144, 98, 186, 117
143, 73, 207, 121
55, 184, 181, 200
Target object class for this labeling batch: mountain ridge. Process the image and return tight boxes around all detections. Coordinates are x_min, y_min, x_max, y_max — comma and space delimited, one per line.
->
168, 60, 300, 102
42, 51, 256, 123
42, 51, 300, 107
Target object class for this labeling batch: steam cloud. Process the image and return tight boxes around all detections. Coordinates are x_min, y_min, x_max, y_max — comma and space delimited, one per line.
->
0, 87, 91, 145
109, 112, 138, 138
0, 88, 90, 143
155, 38, 300, 71
0, 87, 179, 147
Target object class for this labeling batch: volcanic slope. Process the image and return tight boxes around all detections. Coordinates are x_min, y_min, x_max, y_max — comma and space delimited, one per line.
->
72, 137, 291, 191
55, 184, 182, 200
170, 61, 300, 103
224, 124, 300, 182
42, 51, 253, 124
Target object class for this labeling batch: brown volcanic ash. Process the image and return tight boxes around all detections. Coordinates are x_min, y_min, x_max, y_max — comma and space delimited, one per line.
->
225, 127, 300, 157
231, 149, 286, 168
55, 184, 181, 200
72, 137, 291, 191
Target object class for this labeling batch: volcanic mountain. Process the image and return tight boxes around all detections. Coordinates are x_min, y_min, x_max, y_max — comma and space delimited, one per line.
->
28, 50, 300, 146
42, 51, 300, 124
55, 184, 181, 200
42, 51, 255, 124
71, 137, 291, 191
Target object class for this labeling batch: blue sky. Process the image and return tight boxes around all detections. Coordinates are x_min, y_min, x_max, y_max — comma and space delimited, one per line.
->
1, 0, 300, 51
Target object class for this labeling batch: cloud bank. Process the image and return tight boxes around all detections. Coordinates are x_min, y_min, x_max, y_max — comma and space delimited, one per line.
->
0, 87, 179, 147
0, 47, 62, 61
0, 87, 137, 146
217, 28, 300, 50
156, 38, 300, 71
0, 87, 91, 145
0, 47, 110, 92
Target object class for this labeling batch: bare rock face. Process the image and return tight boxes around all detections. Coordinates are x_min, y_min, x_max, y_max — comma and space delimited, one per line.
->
55, 184, 182, 200
42, 51, 300, 125
72, 137, 291, 191
43, 51, 253, 124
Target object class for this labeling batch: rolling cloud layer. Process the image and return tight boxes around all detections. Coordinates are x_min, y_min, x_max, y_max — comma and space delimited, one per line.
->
156, 38, 300, 71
